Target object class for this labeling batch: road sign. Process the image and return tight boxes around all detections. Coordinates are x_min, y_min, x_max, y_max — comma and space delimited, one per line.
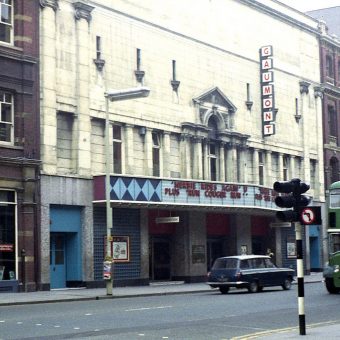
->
299, 206, 321, 225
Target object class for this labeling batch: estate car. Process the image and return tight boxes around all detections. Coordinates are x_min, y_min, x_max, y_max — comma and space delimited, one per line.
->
207, 255, 295, 294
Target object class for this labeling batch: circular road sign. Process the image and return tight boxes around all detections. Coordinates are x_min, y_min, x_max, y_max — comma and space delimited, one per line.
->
300, 208, 315, 225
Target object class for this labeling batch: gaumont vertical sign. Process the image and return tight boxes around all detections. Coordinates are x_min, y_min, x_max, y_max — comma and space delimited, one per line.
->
260, 45, 275, 137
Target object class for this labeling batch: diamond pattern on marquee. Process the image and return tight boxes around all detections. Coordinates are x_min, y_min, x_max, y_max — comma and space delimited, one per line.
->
110, 177, 161, 202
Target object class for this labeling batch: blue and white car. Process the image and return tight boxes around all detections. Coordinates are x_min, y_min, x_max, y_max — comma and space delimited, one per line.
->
206, 255, 295, 294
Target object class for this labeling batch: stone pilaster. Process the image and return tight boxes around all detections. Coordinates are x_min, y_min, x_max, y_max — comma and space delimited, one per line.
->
193, 137, 203, 180
219, 142, 225, 182
163, 132, 171, 178
125, 124, 134, 175
265, 151, 272, 187
253, 149, 259, 184
40, 2, 58, 174
73, 2, 94, 175
144, 128, 153, 176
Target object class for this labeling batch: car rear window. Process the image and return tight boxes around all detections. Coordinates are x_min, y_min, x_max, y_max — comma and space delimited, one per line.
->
212, 258, 238, 269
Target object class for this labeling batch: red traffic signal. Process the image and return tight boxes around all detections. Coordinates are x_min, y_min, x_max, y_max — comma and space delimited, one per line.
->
273, 178, 311, 222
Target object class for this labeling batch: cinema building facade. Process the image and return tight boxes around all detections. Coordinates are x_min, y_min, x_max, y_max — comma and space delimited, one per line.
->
39, 0, 325, 289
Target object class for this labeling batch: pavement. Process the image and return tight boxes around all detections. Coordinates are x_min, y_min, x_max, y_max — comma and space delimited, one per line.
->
0, 272, 339, 339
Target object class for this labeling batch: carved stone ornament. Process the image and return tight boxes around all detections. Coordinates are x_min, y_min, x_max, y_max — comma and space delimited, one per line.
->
314, 86, 324, 99
299, 81, 311, 95
245, 100, 253, 110
171, 80, 180, 92
93, 58, 105, 71
73, 1, 94, 22
39, 0, 59, 10
135, 70, 145, 83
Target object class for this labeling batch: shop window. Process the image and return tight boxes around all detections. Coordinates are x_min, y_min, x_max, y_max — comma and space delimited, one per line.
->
112, 124, 122, 174
152, 131, 160, 177
0, 0, 12, 44
0, 91, 13, 144
0, 190, 16, 281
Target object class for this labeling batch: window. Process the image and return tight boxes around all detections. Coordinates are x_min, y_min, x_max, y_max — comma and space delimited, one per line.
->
0, 0, 12, 44
326, 55, 334, 79
310, 159, 316, 189
57, 112, 74, 172
283, 155, 289, 181
330, 188, 340, 208
0, 91, 13, 143
152, 131, 160, 177
0, 190, 16, 281
112, 124, 122, 174
330, 157, 339, 185
258, 151, 264, 185
328, 105, 338, 137
208, 143, 217, 181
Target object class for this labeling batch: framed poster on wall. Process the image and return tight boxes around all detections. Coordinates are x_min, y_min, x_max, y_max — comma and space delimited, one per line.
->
104, 236, 130, 262
287, 236, 296, 258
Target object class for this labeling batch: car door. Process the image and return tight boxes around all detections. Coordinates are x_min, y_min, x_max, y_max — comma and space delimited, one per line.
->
264, 257, 281, 285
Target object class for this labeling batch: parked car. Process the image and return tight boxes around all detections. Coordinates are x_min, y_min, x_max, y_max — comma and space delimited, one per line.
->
206, 255, 295, 294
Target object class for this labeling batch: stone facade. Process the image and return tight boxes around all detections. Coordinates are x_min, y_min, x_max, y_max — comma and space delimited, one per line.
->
39, 0, 325, 288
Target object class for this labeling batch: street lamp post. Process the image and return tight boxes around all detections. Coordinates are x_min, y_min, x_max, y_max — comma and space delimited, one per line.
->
104, 86, 150, 295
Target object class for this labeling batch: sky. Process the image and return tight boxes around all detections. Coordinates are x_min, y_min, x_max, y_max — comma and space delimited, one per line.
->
280, 0, 340, 12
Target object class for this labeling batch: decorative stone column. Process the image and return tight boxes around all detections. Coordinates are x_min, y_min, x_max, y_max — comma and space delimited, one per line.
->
289, 155, 295, 179
193, 137, 203, 180
203, 140, 209, 180
226, 143, 237, 182
125, 124, 134, 174
265, 151, 272, 187
314, 86, 325, 200
73, 2, 94, 175
278, 153, 284, 181
238, 146, 246, 183
253, 149, 259, 184
219, 142, 225, 182
163, 132, 171, 178
144, 128, 153, 176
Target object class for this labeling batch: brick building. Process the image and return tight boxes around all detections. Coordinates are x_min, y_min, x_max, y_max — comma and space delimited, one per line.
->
39, 0, 325, 289
0, 0, 40, 292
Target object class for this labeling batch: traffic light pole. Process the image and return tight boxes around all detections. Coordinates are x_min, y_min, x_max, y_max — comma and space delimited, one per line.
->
295, 221, 306, 336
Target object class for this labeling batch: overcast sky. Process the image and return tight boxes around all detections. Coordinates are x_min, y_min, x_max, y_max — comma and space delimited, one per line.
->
280, 0, 340, 12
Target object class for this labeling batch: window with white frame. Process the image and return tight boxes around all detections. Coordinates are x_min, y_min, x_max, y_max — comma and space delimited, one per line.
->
0, 0, 13, 44
0, 91, 13, 143
112, 124, 122, 174
152, 131, 160, 177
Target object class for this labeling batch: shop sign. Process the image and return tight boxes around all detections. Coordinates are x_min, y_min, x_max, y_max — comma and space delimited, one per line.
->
260, 45, 275, 137
0, 244, 14, 252
162, 180, 278, 209
155, 216, 179, 224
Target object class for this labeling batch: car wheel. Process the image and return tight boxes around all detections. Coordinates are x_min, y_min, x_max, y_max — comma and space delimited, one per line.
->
325, 278, 340, 294
219, 286, 230, 294
248, 281, 259, 293
282, 277, 292, 290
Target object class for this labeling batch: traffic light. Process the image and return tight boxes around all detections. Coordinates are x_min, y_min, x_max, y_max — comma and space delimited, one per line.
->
273, 178, 311, 222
